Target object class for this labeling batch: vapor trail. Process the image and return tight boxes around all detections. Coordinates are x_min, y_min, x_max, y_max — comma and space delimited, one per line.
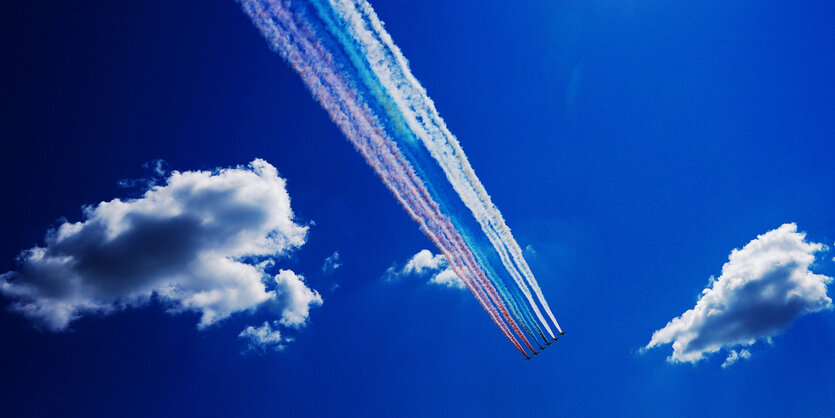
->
321, 0, 562, 336
301, 0, 548, 343
239, 0, 537, 355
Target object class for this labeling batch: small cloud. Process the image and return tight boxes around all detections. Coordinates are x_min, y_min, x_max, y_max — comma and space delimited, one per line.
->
322, 251, 342, 273
403, 249, 445, 275
645, 223, 832, 366
239, 321, 286, 352
721, 349, 751, 368
385, 250, 465, 290
145, 159, 168, 177
429, 268, 466, 289
523, 244, 537, 258
118, 159, 169, 189
117, 178, 148, 189
273, 270, 322, 328
382, 265, 399, 282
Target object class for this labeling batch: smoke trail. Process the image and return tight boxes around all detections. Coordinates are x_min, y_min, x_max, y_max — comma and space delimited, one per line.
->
301, 0, 548, 344
239, 0, 537, 355
327, 0, 563, 336
310, 0, 560, 337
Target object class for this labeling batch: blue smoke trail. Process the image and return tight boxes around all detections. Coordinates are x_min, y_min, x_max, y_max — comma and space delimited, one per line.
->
333, 0, 563, 337
303, 0, 547, 346
238, 0, 561, 355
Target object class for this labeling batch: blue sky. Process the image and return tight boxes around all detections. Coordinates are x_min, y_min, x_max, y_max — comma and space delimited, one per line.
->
1, 0, 834, 416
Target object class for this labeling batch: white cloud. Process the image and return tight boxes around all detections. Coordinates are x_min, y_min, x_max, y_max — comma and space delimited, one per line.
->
403, 249, 445, 275
322, 251, 342, 273
429, 268, 466, 289
239, 321, 288, 351
0, 159, 322, 337
645, 223, 832, 364
386, 250, 465, 289
721, 349, 751, 368
273, 269, 322, 328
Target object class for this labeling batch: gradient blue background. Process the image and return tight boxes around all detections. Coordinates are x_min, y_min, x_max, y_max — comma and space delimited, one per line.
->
1, 0, 834, 416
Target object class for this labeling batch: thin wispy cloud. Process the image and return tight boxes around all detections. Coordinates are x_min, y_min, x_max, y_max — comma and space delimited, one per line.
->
645, 223, 832, 365
721, 349, 751, 368
118, 159, 169, 189
0, 159, 322, 348
322, 251, 342, 273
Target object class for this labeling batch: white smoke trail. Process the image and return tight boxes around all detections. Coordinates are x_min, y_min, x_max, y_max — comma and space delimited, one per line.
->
239, 0, 536, 355
304, 0, 547, 343
327, 0, 562, 335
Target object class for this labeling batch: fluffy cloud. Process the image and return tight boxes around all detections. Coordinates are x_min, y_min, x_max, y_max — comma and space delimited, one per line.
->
321, 251, 342, 273
403, 250, 445, 275
273, 269, 322, 328
386, 250, 465, 289
645, 223, 832, 365
429, 268, 466, 289
0, 159, 322, 337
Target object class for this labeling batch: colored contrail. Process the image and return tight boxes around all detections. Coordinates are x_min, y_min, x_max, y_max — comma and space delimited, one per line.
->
333, 0, 562, 337
237, 1, 528, 355
312, 0, 561, 341
303, 0, 550, 346
238, 0, 562, 356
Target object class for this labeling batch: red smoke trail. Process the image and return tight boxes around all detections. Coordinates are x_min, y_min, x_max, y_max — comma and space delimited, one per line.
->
241, 0, 532, 355
337, 0, 561, 337
261, 0, 537, 355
